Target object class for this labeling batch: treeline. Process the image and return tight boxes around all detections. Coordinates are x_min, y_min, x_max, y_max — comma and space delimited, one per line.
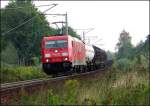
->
107, 30, 149, 71
1, 0, 80, 66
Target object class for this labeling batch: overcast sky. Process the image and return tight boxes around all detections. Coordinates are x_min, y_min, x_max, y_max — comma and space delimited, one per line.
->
1, 1, 149, 52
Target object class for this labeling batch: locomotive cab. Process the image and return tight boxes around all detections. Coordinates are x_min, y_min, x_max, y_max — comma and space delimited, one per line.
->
41, 35, 72, 75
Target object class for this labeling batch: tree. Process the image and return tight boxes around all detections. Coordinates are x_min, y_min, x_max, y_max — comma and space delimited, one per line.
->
142, 35, 149, 60
1, 0, 54, 65
134, 35, 149, 62
1, 41, 18, 64
116, 30, 133, 59
68, 27, 81, 40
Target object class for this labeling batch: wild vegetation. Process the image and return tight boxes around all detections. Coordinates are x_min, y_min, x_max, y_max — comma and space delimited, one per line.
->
1, 63, 47, 83
11, 65, 149, 105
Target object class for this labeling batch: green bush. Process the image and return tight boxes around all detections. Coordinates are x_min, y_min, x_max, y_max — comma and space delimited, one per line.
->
99, 70, 149, 105
47, 80, 80, 105
1, 65, 47, 83
1, 42, 18, 64
48, 89, 61, 106
101, 82, 149, 105
116, 58, 132, 71
30, 57, 40, 66
63, 80, 79, 105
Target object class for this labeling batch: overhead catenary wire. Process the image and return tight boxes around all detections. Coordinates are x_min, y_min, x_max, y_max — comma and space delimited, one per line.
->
42, 13, 68, 35
1, 4, 54, 9
74, 28, 94, 42
1, 4, 58, 36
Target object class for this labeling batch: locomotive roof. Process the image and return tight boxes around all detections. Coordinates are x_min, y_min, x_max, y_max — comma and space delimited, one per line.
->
43, 35, 85, 43
43, 35, 69, 40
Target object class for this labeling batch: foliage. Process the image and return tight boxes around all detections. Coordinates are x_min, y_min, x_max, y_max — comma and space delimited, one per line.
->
134, 35, 149, 60
1, 41, 18, 64
16, 87, 47, 105
63, 80, 79, 105
116, 30, 133, 59
135, 55, 149, 69
101, 83, 149, 105
48, 89, 61, 106
68, 27, 81, 39
106, 50, 115, 60
114, 30, 149, 74
1, 64, 47, 83
115, 58, 132, 71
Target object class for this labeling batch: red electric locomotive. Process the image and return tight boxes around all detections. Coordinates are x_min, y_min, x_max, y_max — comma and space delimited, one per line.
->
41, 34, 108, 75
41, 35, 86, 75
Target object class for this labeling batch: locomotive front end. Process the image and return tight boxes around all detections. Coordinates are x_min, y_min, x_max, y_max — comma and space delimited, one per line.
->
41, 35, 72, 75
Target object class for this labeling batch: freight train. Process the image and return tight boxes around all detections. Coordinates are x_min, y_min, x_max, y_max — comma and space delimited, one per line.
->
41, 34, 107, 75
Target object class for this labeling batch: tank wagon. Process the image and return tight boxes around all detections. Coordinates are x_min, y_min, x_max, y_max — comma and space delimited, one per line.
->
41, 35, 107, 75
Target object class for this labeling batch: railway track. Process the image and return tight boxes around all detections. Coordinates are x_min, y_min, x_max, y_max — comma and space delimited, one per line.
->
1, 62, 112, 105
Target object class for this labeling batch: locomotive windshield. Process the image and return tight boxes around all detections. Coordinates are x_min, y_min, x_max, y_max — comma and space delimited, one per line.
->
45, 40, 68, 49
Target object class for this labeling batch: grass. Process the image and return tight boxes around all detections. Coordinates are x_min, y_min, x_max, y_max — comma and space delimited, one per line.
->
1, 64, 48, 83
10, 66, 149, 105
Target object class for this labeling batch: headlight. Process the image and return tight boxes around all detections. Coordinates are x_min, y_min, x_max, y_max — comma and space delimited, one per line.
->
62, 52, 68, 56
46, 59, 49, 62
64, 57, 68, 61
45, 54, 51, 58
